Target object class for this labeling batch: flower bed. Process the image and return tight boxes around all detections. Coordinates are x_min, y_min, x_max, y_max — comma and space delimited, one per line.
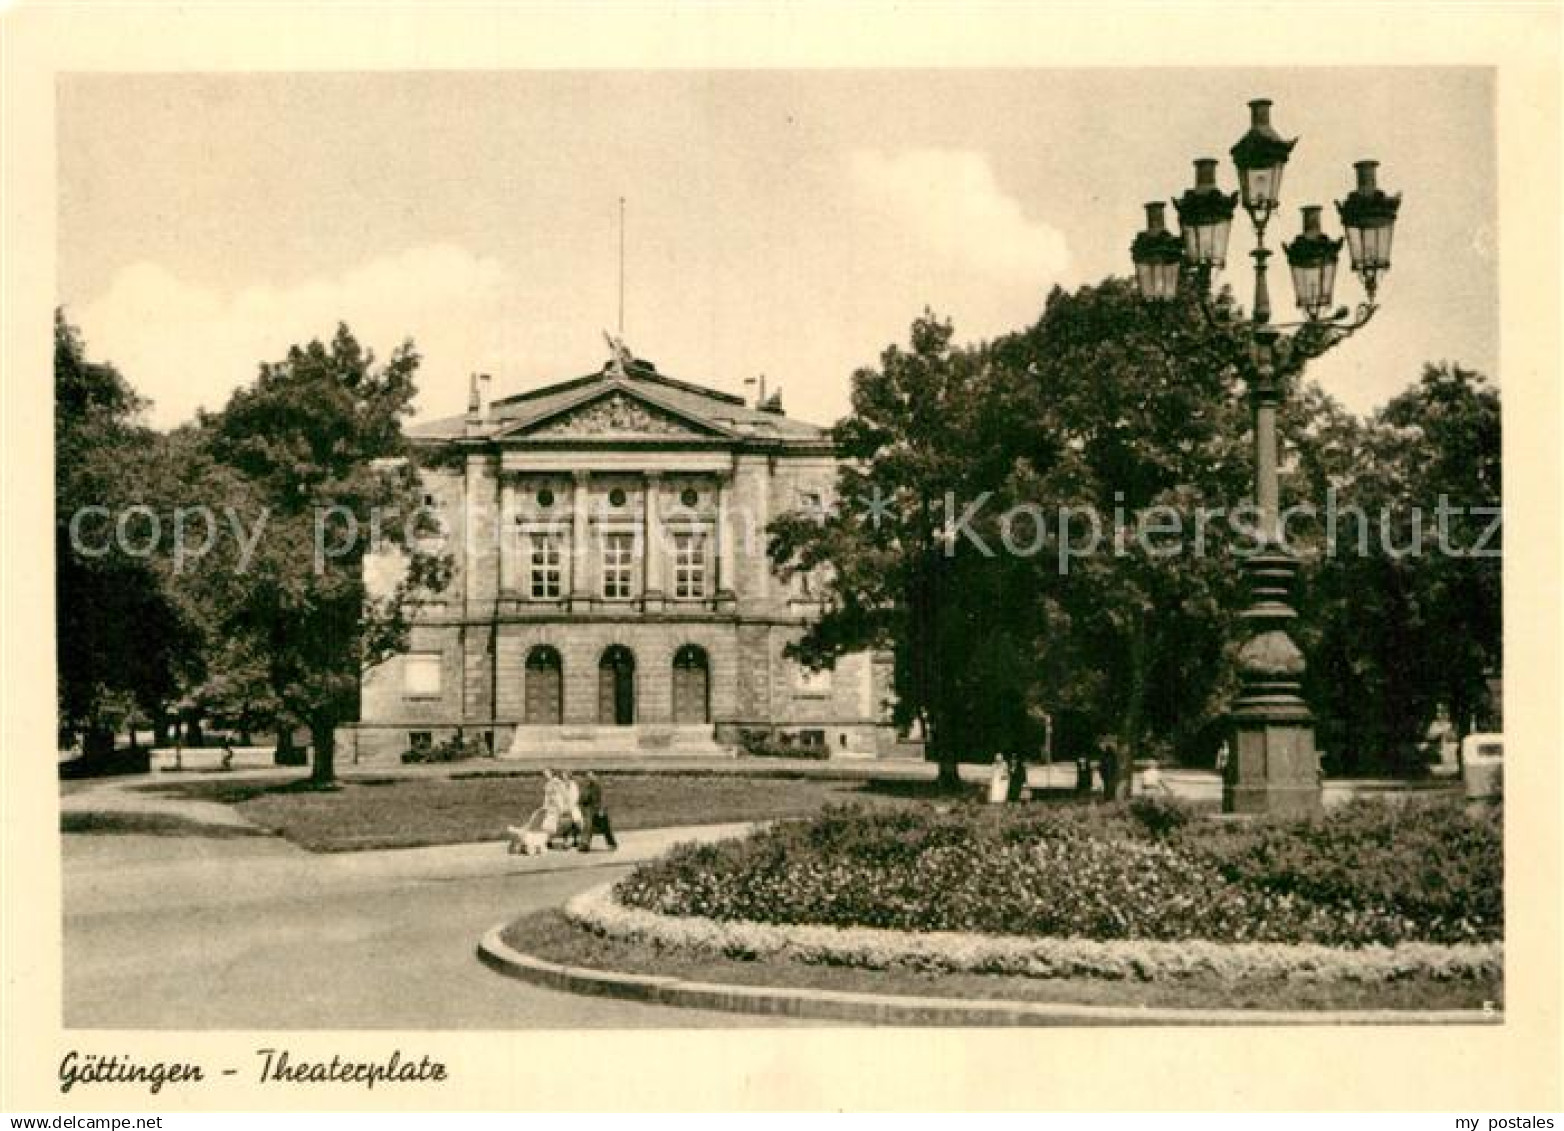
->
614, 797, 1501, 949
566, 884, 1501, 985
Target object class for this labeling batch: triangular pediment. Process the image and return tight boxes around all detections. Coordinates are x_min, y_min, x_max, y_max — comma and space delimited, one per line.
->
499, 384, 732, 442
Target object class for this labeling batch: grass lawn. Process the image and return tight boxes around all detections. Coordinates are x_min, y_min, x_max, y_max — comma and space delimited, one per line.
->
135, 771, 953, 852
502, 909, 1503, 1014
59, 811, 268, 838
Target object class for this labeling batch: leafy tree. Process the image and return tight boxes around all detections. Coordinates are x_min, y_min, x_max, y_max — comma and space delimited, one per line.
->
204, 325, 449, 783
771, 313, 992, 788
135, 423, 282, 749
775, 283, 1501, 792
1381, 363, 1501, 743
981, 280, 1252, 797
1293, 363, 1501, 773
54, 310, 200, 755
773, 285, 1254, 795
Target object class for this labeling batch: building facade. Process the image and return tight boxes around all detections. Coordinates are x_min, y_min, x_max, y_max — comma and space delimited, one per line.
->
341, 349, 899, 763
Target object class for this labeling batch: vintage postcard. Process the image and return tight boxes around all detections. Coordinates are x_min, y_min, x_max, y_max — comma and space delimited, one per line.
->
3, 2, 1560, 1114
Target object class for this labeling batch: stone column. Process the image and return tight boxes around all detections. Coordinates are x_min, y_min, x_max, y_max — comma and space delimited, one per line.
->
731, 456, 770, 604
755, 459, 771, 602
570, 470, 590, 608
461, 453, 499, 730
642, 471, 664, 610
715, 473, 736, 605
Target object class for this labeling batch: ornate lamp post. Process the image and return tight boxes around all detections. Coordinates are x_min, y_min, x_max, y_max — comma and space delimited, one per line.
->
1130, 99, 1402, 816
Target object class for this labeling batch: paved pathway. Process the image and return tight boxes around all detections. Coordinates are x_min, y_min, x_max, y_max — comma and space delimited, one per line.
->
62, 822, 817, 1029
60, 780, 263, 830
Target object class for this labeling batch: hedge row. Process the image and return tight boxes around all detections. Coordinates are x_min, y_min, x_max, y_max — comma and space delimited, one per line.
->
615, 797, 1501, 948
569, 883, 1501, 984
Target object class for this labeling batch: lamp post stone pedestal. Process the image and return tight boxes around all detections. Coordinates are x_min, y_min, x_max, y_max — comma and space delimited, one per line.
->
1229, 543, 1320, 817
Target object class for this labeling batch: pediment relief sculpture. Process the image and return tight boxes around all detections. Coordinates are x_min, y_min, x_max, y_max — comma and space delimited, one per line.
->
529, 392, 700, 439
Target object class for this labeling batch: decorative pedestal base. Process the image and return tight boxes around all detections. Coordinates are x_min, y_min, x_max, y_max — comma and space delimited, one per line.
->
1226, 543, 1323, 817
1227, 711, 1322, 817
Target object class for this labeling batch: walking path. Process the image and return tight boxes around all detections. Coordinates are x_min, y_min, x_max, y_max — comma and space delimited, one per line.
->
62, 815, 797, 1028
62, 752, 810, 1026
60, 777, 264, 830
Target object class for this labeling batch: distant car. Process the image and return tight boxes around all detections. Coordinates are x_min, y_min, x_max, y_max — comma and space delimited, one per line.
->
1461, 732, 1503, 800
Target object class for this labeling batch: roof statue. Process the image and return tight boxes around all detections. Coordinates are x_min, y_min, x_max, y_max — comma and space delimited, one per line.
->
602, 331, 636, 378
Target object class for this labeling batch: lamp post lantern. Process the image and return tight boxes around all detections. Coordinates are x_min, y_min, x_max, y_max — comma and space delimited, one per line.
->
1130, 99, 1402, 816
1130, 202, 1185, 302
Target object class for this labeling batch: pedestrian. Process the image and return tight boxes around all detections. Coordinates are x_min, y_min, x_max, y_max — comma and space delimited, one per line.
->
539, 768, 566, 844
987, 754, 1010, 804
1006, 752, 1029, 802
1074, 756, 1093, 796
577, 771, 618, 853
1098, 741, 1120, 801
1139, 757, 1168, 796
558, 769, 584, 848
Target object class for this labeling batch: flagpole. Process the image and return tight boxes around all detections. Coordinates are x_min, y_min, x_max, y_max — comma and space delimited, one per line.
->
618, 196, 625, 336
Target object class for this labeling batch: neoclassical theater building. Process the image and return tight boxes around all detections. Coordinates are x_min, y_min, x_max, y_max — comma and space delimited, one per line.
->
342, 345, 898, 762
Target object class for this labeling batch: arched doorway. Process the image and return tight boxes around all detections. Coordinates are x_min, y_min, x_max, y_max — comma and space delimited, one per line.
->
524, 646, 563, 724
598, 645, 636, 725
671, 644, 710, 724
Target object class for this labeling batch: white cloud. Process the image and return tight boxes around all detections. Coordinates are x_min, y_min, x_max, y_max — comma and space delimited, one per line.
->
846, 149, 1071, 286
71, 158, 1072, 435
75, 245, 521, 429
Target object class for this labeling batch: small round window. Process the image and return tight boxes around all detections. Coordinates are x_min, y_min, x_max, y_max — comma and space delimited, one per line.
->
680, 487, 699, 508
536, 488, 555, 508
608, 487, 627, 508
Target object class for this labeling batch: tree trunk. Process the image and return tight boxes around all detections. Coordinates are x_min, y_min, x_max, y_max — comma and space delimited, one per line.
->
1101, 747, 1125, 801
310, 720, 336, 785
185, 715, 205, 748
930, 725, 962, 791
927, 713, 962, 792
152, 708, 171, 749
84, 727, 114, 759
1107, 626, 1150, 801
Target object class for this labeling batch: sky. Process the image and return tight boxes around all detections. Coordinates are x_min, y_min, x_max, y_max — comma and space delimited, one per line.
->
57, 69, 1495, 431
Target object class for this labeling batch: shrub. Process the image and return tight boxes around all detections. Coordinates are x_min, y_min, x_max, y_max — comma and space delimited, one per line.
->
616, 798, 1500, 948
1189, 799, 1502, 944
738, 728, 831, 760
1128, 795, 1195, 836
401, 731, 490, 764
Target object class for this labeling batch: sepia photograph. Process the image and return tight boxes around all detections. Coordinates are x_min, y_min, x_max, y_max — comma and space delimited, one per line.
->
4, 2, 1561, 1115
50, 64, 1505, 1027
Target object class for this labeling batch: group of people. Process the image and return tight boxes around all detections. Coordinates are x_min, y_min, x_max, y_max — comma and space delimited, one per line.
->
523, 768, 618, 853
987, 753, 1030, 803
992, 749, 1183, 801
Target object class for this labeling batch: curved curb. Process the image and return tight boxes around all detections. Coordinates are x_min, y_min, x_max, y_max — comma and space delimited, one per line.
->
477, 924, 1500, 1027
